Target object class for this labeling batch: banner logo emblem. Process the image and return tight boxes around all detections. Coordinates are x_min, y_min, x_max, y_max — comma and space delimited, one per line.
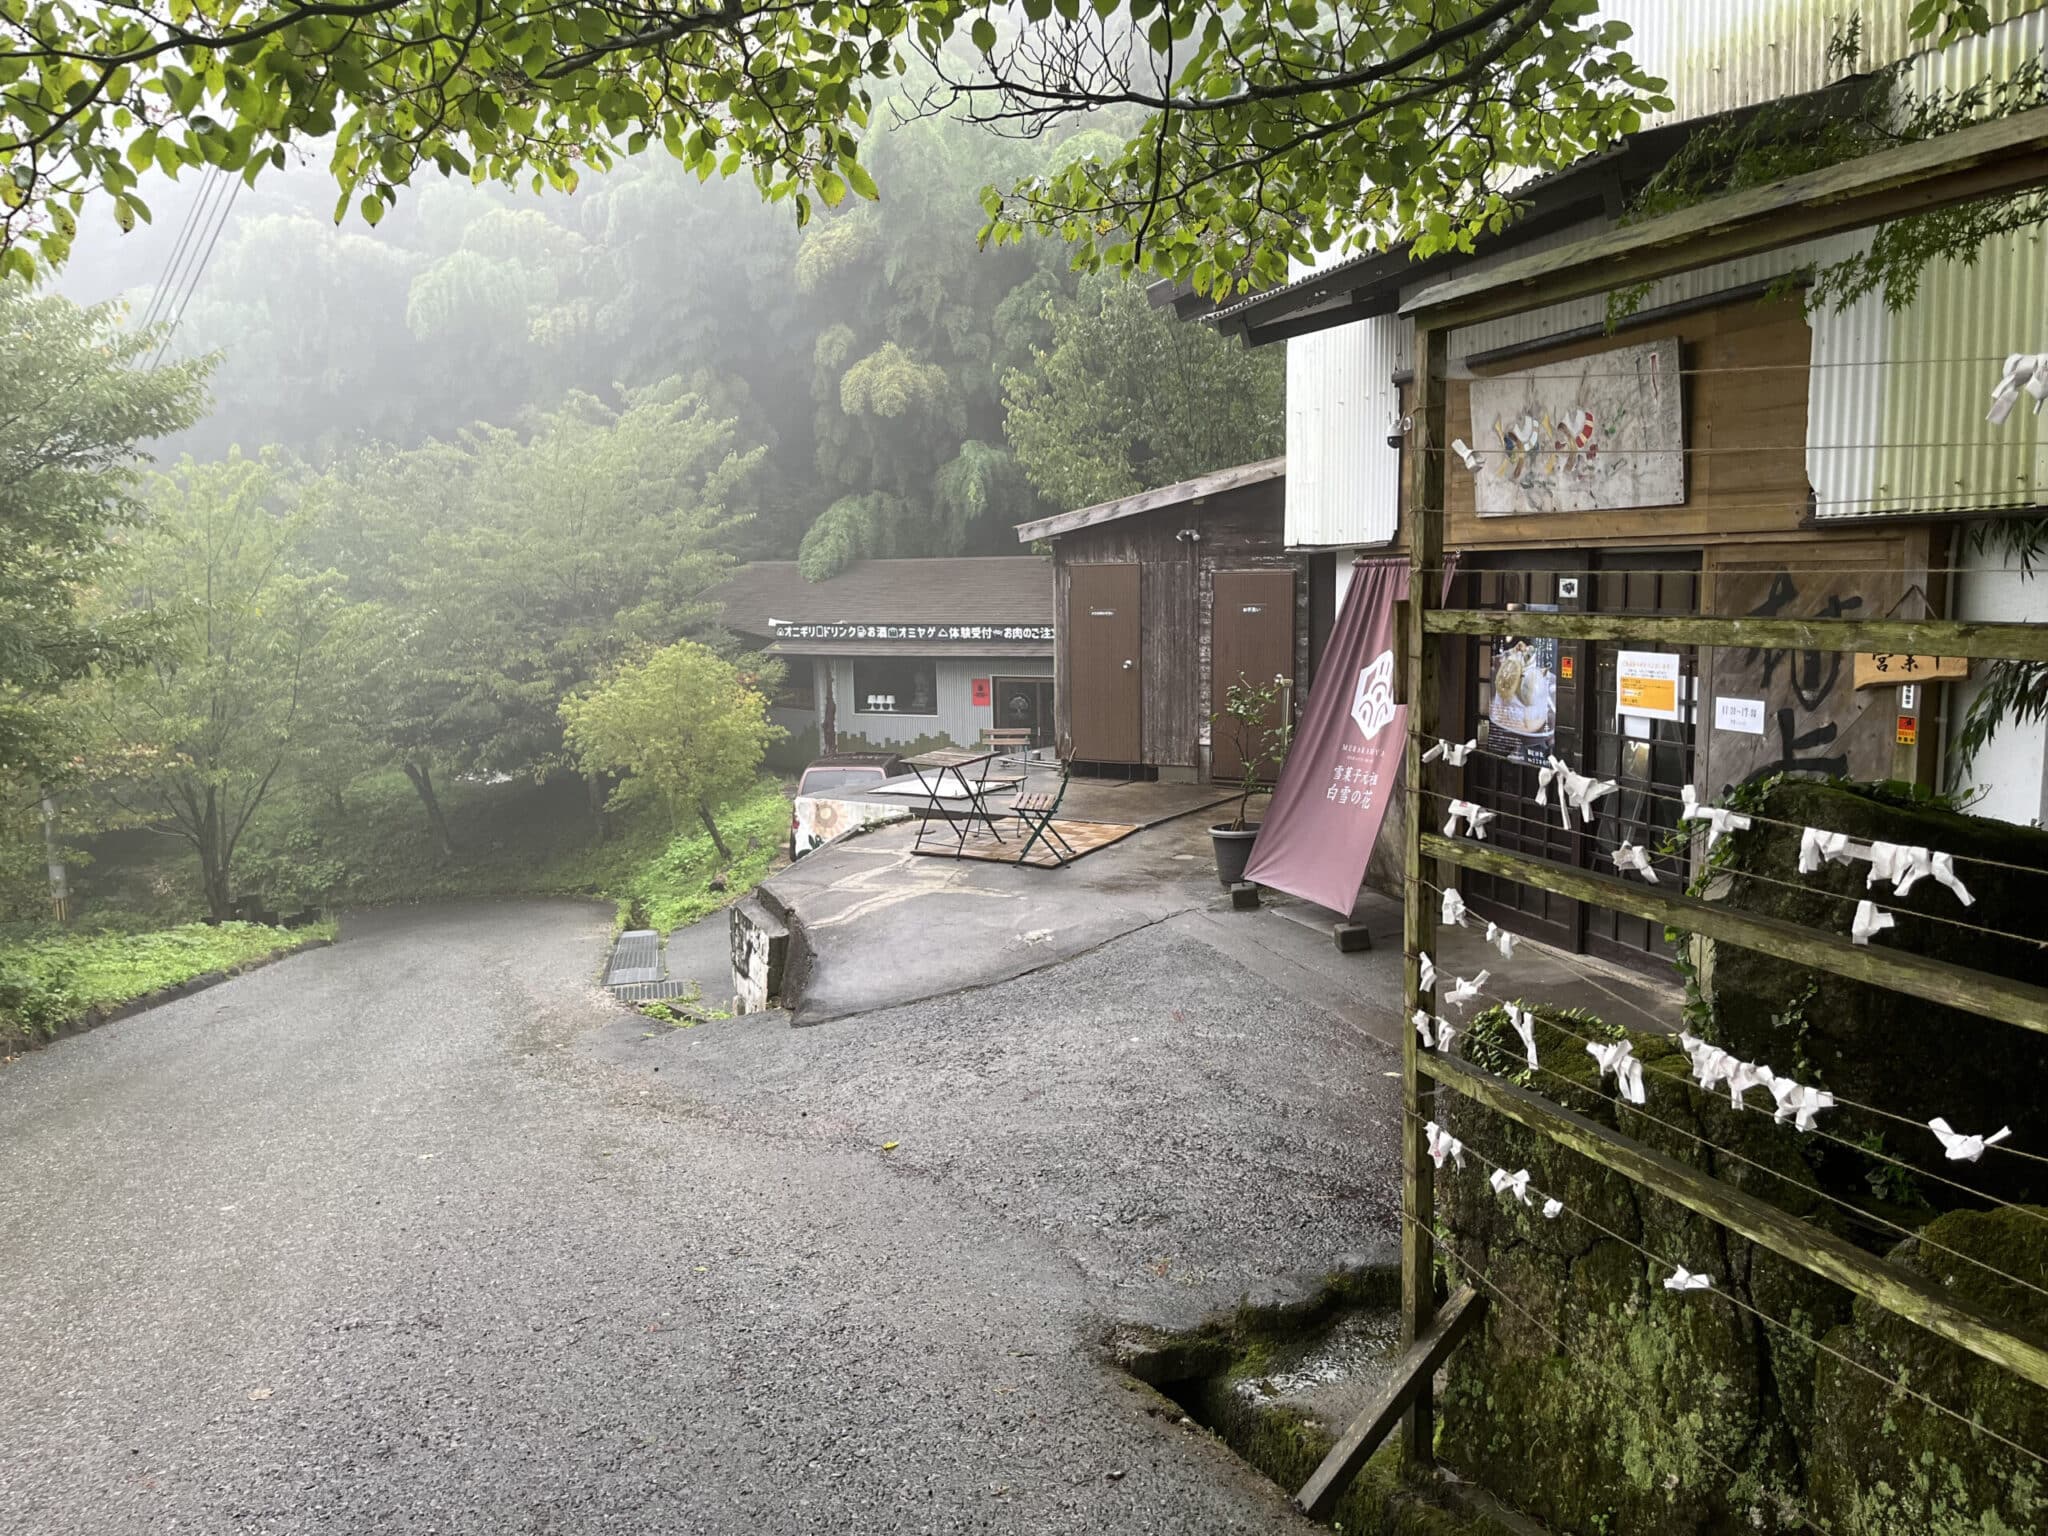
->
1351, 650, 1397, 740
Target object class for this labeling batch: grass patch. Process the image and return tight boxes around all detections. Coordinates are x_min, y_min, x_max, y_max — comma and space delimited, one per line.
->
0, 919, 335, 1044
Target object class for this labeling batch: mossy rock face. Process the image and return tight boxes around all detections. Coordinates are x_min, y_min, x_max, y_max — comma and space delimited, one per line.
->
1436, 1017, 1845, 1533
1702, 780, 2048, 1206
1809, 1207, 2048, 1535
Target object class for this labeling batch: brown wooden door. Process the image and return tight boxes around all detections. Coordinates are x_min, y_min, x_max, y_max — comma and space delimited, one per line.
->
1211, 569, 1296, 782
1067, 563, 1141, 761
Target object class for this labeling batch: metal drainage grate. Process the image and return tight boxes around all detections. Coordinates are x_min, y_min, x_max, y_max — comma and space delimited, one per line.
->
604, 929, 661, 986
610, 978, 699, 1003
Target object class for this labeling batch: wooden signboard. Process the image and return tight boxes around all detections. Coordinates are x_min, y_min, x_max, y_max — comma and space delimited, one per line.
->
1853, 653, 1969, 689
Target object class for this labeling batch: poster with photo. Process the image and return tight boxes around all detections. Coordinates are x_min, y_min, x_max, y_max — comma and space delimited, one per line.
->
1489, 636, 1558, 764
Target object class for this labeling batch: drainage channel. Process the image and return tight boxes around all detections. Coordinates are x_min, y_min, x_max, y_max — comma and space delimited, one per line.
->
1112, 1266, 1514, 1533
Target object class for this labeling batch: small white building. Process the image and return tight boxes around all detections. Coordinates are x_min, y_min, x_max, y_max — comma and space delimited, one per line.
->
708, 557, 1055, 762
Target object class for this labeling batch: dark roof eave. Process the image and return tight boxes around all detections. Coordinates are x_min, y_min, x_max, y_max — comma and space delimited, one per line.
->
1201, 92, 1849, 346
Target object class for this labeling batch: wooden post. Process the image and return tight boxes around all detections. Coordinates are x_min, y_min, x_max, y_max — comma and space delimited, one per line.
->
1400, 322, 1450, 1468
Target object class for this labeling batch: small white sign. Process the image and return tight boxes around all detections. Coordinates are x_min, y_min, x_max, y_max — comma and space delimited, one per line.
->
1715, 695, 1767, 735
1616, 650, 1683, 721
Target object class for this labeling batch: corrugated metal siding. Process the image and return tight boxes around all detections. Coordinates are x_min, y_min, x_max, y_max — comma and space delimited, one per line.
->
1807, 7, 2048, 518
1284, 312, 1404, 548
1603, 0, 2045, 124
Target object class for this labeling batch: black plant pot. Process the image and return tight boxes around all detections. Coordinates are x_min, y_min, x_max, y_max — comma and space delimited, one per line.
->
1211, 823, 1261, 888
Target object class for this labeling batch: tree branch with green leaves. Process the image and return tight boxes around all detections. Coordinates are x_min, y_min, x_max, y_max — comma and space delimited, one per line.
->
3, 0, 1677, 293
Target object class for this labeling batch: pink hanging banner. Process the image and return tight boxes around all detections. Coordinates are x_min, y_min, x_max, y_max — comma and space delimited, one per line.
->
1243, 558, 1409, 914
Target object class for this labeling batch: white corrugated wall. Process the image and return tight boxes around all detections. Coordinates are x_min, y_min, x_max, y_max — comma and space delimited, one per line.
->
1806, 8, 2048, 518
1284, 242, 1407, 548
1603, 0, 2044, 123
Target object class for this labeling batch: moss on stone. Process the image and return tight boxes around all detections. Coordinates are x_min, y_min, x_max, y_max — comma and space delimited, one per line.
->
1809, 1207, 2048, 1534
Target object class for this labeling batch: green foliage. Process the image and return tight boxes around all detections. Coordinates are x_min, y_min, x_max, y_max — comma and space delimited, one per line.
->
0, 280, 209, 783
1003, 276, 1281, 509
797, 491, 912, 580
0, 919, 332, 1042
85, 451, 340, 920
314, 378, 763, 799
561, 640, 781, 851
1211, 675, 1292, 831
1612, 18, 2037, 325
219, 770, 790, 934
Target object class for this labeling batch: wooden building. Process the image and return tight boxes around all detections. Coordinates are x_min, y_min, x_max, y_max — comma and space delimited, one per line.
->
708, 557, 1054, 761
1015, 459, 1314, 781
1191, 115, 2019, 959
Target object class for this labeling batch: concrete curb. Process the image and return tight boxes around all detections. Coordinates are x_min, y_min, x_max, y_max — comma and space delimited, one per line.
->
1, 936, 336, 1059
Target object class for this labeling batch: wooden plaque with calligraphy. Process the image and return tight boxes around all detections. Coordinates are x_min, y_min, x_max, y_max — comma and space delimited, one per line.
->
1853, 653, 1969, 690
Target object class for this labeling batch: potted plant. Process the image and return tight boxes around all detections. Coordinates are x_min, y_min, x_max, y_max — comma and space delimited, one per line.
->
1210, 674, 1293, 887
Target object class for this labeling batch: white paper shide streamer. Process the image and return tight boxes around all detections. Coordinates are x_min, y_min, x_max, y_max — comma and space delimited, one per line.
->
1611, 841, 1658, 882
1586, 1038, 1646, 1105
1928, 1117, 2013, 1163
1507, 1002, 1540, 1070
1537, 755, 1618, 830
1867, 841, 1975, 906
1425, 1121, 1465, 1169
1798, 827, 1859, 874
1679, 786, 1753, 851
1988, 352, 2048, 424
1851, 899, 1895, 946
1444, 799, 1496, 841
1446, 971, 1490, 1011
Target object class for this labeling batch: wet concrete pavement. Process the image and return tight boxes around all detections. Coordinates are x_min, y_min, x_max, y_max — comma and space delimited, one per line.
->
0, 900, 1382, 1535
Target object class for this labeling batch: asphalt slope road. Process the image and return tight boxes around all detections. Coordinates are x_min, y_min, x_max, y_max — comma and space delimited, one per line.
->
0, 903, 1310, 1535
610, 918, 1403, 1333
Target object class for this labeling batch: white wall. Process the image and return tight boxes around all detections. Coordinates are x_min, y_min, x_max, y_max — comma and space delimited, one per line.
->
823, 654, 1053, 750
1949, 539, 2048, 826
1285, 303, 1405, 549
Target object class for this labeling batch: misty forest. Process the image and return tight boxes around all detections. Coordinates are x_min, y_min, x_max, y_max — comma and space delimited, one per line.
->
2, 102, 1285, 972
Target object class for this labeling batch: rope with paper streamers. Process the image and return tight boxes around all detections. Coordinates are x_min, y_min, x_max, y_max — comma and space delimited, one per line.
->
1410, 733, 2048, 883
1413, 783, 2048, 953
1409, 974, 2048, 1301
1410, 1111, 2048, 1476
1409, 882, 2048, 1200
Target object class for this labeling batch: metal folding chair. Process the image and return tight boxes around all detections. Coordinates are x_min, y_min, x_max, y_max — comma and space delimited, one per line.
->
1010, 766, 1078, 867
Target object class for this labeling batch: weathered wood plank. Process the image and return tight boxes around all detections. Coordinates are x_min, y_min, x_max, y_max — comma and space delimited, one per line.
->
1422, 609, 2048, 664
1295, 1286, 1488, 1519
1422, 1051, 2048, 1391
1420, 833, 2048, 1036
1403, 107, 2048, 331
1401, 323, 1451, 1468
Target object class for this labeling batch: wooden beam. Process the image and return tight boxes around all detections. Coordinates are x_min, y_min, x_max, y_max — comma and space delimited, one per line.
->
1400, 323, 1451, 1468
1421, 834, 2048, 1036
1013, 456, 1285, 542
1422, 1050, 2048, 1391
1403, 107, 2048, 330
1421, 609, 2048, 664
1295, 1286, 1489, 1519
